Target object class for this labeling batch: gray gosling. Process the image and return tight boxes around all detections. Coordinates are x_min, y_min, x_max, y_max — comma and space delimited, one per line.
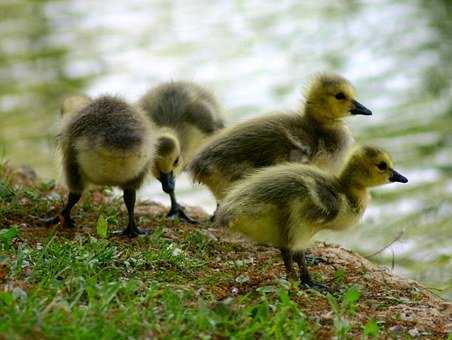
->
46, 95, 157, 237
189, 74, 372, 208
139, 81, 224, 222
216, 145, 408, 289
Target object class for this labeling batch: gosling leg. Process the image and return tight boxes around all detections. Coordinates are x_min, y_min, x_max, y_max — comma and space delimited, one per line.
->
167, 188, 197, 224
280, 248, 297, 280
293, 250, 328, 291
119, 188, 149, 237
44, 192, 81, 228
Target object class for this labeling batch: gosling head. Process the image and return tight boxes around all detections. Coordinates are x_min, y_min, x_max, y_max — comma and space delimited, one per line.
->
60, 95, 91, 116
304, 74, 372, 122
152, 133, 182, 194
341, 145, 408, 188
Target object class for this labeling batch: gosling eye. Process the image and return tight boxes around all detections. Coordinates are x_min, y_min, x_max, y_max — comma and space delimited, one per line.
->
377, 161, 387, 171
335, 92, 346, 100
173, 157, 180, 167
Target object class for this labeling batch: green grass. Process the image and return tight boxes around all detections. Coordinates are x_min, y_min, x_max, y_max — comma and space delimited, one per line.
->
0, 230, 317, 338
0, 166, 317, 338
0, 163, 449, 339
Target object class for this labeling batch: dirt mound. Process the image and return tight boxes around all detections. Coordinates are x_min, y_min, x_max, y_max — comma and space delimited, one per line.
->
1, 163, 450, 338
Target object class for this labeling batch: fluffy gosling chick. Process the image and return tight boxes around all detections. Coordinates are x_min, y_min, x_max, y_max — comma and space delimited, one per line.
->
189, 74, 372, 204
139, 81, 224, 222
46, 95, 156, 237
216, 145, 408, 288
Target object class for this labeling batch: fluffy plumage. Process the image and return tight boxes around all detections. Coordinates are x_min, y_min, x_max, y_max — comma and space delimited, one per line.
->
140, 81, 224, 165
189, 74, 371, 201
59, 96, 155, 190
139, 81, 224, 222
216, 145, 407, 288
48, 95, 157, 236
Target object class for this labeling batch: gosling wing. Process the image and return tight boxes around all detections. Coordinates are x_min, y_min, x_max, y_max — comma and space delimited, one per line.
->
248, 167, 341, 225
190, 113, 313, 182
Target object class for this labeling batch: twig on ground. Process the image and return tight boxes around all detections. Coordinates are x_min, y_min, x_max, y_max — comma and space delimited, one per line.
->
365, 230, 405, 259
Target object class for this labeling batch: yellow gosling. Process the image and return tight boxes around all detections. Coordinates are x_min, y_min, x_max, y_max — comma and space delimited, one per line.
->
46, 95, 157, 237
189, 74, 372, 207
139, 81, 224, 222
216, 145, 408, 289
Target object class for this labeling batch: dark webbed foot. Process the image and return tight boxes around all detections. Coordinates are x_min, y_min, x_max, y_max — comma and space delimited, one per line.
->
42, 215, 60, 226
116, 188, 149, 238
300, 276, 330, 293
300, 271, 329, 293
167, 203, 198, 224
164, 185, 198, 224
120, 227, 149, 238
42, 214, 76, 228
42, 192, 81, 229
60, 215, 76, 228
293, 250, 330, 293
113, 224, 149, 238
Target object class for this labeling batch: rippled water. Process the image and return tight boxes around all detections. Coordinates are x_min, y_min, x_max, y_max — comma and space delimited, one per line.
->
1, 0, 451, 297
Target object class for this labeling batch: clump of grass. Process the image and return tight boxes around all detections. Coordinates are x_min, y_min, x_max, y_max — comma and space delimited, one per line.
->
326, 286, 361, 338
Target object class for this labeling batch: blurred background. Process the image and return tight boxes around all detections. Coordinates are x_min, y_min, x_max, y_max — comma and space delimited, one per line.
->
0, 0, 451, 298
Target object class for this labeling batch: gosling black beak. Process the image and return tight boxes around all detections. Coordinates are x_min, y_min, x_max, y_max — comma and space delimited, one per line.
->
389, 169, 408, 183
351, 100, 372, 116
159, 171, 175, 193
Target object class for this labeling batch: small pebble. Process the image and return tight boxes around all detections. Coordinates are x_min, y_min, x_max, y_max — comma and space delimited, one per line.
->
235, 274, 249, 284
389, 325, 402, 333
408, 328, 419, 337
12, 287, 27, 301
46, 192, 61, 201
171, 248, 183, 256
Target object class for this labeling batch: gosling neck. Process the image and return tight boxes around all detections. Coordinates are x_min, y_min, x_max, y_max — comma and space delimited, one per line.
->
303, 104, 343, 128
337, 168, 369, 212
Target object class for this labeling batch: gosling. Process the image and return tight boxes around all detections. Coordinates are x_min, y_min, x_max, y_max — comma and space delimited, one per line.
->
46, 95, 157, 237
216, 145, 408, 288
139, 81, 224, 222
189, 74, 372, 205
